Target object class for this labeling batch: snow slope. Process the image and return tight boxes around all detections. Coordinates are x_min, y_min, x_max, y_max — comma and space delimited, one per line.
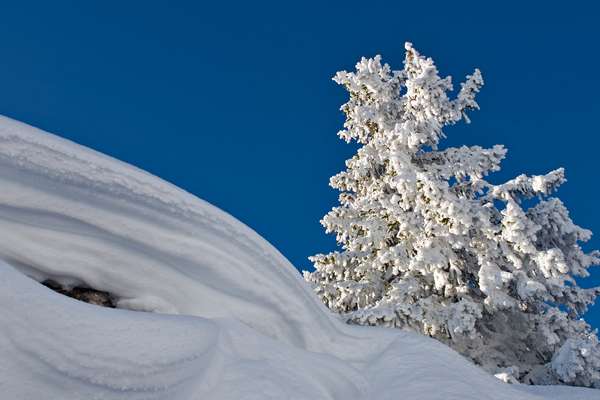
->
0, 115, 597, 399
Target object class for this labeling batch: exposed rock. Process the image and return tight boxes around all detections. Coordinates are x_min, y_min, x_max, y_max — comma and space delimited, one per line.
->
42, 280, 115, 308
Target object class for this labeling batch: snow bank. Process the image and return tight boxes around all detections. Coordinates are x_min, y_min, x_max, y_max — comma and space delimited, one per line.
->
0, 115, 596, 399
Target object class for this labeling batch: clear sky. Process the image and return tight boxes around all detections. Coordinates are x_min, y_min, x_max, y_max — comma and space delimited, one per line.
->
1, 1, 599, 327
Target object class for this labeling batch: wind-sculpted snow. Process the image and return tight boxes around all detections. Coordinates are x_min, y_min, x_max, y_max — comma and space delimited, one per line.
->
0, 115, 596, 399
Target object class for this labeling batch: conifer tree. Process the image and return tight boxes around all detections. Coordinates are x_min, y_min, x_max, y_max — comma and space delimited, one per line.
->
305, 43, 600, 387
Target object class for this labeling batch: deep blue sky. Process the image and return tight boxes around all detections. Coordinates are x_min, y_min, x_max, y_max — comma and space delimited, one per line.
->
1, 1, 599, 327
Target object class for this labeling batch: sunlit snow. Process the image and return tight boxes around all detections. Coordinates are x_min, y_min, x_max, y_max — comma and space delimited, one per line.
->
0, 116, 596, 399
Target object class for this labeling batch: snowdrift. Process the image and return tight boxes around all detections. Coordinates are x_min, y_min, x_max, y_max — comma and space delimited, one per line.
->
0, 115, 596, 399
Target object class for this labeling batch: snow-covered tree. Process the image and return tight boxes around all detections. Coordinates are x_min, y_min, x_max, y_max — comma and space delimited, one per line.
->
304, 43, 600, 387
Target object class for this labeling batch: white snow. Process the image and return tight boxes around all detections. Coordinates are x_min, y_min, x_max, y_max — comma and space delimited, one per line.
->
0, 115, 597, 399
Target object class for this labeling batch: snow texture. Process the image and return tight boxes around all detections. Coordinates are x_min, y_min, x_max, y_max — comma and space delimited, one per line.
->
0, 115, 597, 399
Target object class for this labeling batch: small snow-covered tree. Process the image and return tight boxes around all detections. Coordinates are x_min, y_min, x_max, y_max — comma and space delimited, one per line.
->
304, 43, 600, 387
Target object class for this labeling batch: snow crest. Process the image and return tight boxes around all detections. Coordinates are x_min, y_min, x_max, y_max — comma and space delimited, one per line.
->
0, 116, 596, 399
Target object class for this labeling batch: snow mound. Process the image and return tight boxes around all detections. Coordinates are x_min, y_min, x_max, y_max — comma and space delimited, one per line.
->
0, 115, 596, 399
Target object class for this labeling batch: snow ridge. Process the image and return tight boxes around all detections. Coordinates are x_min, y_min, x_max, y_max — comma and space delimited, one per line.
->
0, 115, 596, 399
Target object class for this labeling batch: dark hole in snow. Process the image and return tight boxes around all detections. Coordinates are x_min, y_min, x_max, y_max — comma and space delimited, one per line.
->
42, 280, 116, 308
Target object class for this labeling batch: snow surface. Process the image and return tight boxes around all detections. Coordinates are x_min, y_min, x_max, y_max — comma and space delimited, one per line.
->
0, 115, 597, 399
